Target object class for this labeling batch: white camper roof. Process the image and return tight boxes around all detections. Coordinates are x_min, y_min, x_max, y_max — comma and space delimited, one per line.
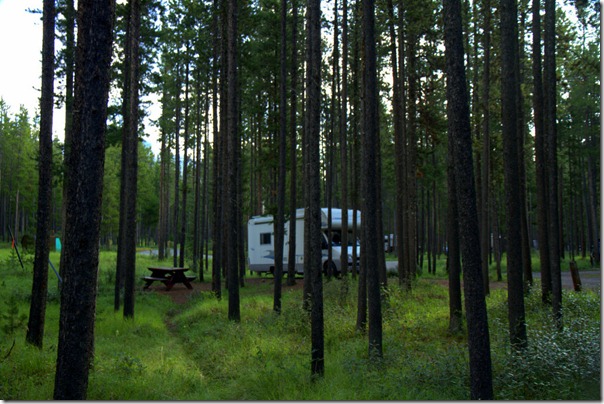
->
320, 208, 361, 228
249, 208, 361, 228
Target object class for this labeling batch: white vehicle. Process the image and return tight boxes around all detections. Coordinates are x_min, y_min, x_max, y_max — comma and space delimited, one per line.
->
247, 208, 361, 276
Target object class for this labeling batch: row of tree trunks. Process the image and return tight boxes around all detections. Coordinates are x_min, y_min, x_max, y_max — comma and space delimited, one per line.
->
361, 0, 383, 360
115, 0, 141, 318
501, 0, 527, 350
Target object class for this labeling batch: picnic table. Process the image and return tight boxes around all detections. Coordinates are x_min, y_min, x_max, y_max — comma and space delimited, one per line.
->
142, 267, 195, 291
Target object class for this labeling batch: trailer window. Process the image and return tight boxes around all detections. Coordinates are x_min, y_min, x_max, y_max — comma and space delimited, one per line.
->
260, 233, 272, 245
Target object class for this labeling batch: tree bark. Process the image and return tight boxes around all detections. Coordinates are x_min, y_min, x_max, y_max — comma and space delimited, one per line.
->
306, 0, 324, 377
480, 0, 491, 296
211, 0, 222, 298
443, 0, 493, 398
179, 61, 191, 268
26, 0, 55, 348
447, 142, 462, 334
287, 0, 299, 286
544, 0, 562, 329
532, 0, 550, 303
339, 0, 349, 290
362, 0, 382, 360
53, 0, 115, 398
273, 0, 287, 313
59, 0, 76, 284
501, 0, 527, 349
226, 0, 241, 321
121, 0, 141, 318
172, 66, 181, 267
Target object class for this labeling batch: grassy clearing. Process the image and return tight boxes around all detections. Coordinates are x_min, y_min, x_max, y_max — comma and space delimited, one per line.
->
0, 249, 600, 399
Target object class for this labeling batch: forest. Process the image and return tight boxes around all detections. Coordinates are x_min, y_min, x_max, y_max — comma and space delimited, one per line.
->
0, 0, 600, 400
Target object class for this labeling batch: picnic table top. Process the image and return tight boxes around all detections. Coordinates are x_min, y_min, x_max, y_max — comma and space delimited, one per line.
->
147, 266, 189, 271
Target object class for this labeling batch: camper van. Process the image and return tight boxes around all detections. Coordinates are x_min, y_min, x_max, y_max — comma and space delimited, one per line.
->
247, 208, 361, 276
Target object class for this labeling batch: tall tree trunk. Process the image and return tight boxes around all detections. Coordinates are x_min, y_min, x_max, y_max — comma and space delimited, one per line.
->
200, 94, 210, 282
179, 61, 190, 268
273, 0, 287, 313
306, 0, 324, 377
158, 123, 167, 260
53, 0, 115, 397
120, 0, 141, 318
532, 0, 550, 303
406, 36, 418, 284
501, 0, 527, 349
339, 0, 356, 294
226, 0, 241, 321
172, 66, 181, 267
26, 0, 55, 348
544, 0, 562, 328
326, 0, 339, 280
211, 0, 222, 298
480, 0, 491, 296
362, 0, 382, 360
192, 70, 203, 275
59, 0, 76, 284
443, 0, 493, 398
517, 7, 533, 288
287, 0, 299, 286
339, 0, 349, 291
390, 0, 406, 288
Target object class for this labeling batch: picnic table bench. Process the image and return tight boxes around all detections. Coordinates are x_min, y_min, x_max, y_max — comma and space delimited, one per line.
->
142, 267, 195, 291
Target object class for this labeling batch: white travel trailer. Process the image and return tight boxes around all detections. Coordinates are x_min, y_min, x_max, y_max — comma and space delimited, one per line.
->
247, 208, 361, 276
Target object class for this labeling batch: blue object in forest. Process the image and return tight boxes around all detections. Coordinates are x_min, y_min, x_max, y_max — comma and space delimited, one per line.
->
55, 237, 62, 252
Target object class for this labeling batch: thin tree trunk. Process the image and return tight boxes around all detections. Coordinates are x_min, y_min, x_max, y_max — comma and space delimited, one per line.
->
211, 0, 222, 298
306, 0, 324, 376
192, 70, 203, 275
121, 0, 140, 318
532, 0, 550, 303
173, 66, 181, 267
179, 61, 190, 268
501, 0, 527, 349
226, 0, 240, 321
544, 0, 562, 328
480, 0, 491, 296
287, 0, 299, 286
362, 0, 382, 360
517, 7, 532, 288
273, 0, 287, 313
26, 0, 55, 348
59, 0, 75, 284
338, 0, 349, 293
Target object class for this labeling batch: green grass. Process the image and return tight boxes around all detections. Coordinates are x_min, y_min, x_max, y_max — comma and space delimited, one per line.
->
0, 249, 600, 400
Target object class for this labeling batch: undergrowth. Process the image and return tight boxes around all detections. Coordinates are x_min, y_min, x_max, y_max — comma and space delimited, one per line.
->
0, 250, 600, 399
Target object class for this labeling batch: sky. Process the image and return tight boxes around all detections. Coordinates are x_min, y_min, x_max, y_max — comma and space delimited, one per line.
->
0, 0, 161, 155
0, 0, 61, 128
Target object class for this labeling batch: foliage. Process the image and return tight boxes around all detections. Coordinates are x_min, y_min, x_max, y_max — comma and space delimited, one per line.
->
489, 286, 601, 399
1, 295, 28, 336
0, 250, 599, 400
